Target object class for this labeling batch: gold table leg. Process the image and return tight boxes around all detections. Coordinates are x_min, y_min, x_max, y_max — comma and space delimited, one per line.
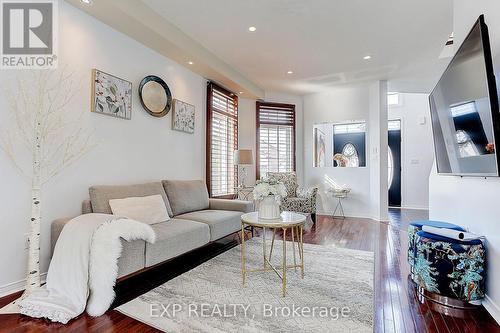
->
300, 224, 304, 278
269, 228, 276, 261
282, 227, 287, 297
241, 223, 246, 286
296, 226, 302, 260
263, 227, 267, 268
291, 226, 297, 271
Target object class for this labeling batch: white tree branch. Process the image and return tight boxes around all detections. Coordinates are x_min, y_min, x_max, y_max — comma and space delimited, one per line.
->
0, 69, 95, 293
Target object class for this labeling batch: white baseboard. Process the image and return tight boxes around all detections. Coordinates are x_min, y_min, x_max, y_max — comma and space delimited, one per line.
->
317, 210, 370, 219
483, 295, 500, 325
0, 272, 47, 298
400, 205, 429, 211
317, 210, 387, 222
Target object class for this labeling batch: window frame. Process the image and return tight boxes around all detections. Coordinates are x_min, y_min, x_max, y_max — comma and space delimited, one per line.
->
206, 82, 239, 198
256, 101, 296, 180
387, 92, 401, 106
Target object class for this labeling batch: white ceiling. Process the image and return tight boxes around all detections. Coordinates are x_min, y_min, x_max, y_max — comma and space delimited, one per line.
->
144, 0, 454, 95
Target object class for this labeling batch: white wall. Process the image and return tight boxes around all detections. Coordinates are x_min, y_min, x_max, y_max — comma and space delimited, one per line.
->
429, 0, 500, 322
303, 83, 388, 219
238, 92, 304, 186
389, 93, 434, 209
0, 2, 206, 295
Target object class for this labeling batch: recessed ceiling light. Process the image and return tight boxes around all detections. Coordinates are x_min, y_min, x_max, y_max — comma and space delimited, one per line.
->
81, 0, 92, 5
239, 91, 244, 94
287, 71, 294, 74
363, 55, 372, 60
188, 61, 194, 65
248, 26, 257, 32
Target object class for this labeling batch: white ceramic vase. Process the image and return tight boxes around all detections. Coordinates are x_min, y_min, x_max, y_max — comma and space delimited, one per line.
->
258, 195, 281, 220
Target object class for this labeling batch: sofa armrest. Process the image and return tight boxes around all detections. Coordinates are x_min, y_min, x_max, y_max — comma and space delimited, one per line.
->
296, 187, 319, 214
209, 198, 254, 213
82, 199, 93, 214
51, 217, 75, 256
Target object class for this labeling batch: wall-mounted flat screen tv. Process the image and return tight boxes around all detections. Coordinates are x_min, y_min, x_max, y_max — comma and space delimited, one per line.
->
429, 15, 500, 176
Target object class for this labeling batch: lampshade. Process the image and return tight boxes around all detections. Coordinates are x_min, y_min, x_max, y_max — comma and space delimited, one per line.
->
233, 149, 254, 165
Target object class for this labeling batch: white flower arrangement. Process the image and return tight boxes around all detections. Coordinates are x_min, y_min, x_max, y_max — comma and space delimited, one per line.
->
252, 178, 288, 202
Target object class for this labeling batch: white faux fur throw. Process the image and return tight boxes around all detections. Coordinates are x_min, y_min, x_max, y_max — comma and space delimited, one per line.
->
18, 213, 156, 324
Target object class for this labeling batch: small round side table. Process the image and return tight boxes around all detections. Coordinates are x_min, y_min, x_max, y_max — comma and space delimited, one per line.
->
240, 211, 306, 297
330, 188, 350, 219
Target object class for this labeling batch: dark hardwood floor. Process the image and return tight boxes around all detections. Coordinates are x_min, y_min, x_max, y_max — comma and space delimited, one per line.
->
0, 209, 498, 332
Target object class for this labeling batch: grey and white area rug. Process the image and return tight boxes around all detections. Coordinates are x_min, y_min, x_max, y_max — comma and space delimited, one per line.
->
117, 238, 374, 333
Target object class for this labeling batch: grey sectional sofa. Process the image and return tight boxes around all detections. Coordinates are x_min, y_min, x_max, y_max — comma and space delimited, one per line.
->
51, 180, 253, 279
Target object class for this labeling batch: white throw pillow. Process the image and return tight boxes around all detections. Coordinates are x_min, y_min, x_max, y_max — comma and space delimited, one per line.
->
109, 194, 170, 225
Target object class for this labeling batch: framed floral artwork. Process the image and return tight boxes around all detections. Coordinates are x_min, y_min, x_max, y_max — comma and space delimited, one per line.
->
91, 69, 132, 120
314, 128, 326, 167
172, 99, 195, 133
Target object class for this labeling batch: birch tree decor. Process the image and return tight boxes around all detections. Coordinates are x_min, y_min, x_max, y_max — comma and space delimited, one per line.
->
0, 70, 94, 299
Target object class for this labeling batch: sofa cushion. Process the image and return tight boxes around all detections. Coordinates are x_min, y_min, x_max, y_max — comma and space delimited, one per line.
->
117, 239, 146, 278
176, 210, 242, 241
109, 194, 170, 225
145, 219, 210, 267
162, 180, 209, 216
89, 182, 173, 217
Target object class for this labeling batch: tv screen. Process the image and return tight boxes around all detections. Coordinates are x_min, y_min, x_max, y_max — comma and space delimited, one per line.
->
429, 15, 500, 176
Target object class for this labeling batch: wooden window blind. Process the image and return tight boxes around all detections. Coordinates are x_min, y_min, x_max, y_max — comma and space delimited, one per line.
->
206, 82, 238, 198
256, 101, 296, 180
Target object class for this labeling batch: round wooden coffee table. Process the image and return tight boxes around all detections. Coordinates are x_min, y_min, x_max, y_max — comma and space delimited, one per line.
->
240, 211, 306, 297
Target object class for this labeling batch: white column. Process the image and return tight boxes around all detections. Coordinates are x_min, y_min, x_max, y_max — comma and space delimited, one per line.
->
369, 81, 389, 221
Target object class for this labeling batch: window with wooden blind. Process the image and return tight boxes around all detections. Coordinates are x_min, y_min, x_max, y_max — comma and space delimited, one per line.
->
206, 82, 238, 198
256, 101, 296, 179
